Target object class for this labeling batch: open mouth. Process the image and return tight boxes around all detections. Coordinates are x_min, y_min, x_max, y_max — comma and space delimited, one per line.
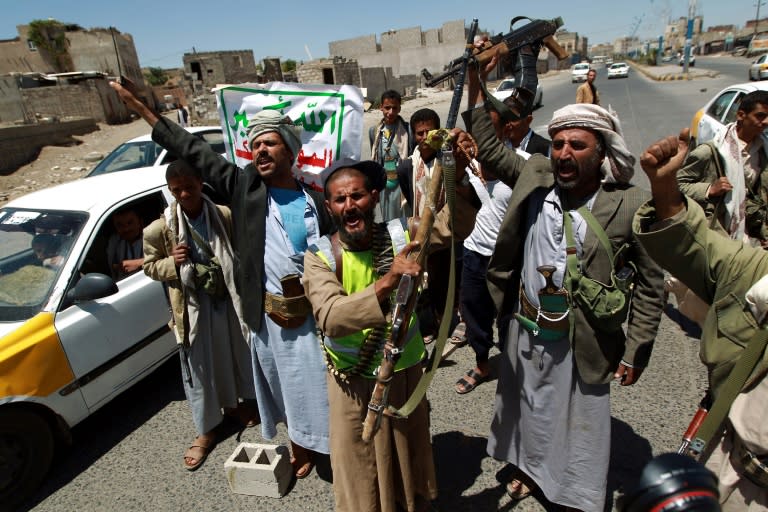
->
343, 212, 363, 230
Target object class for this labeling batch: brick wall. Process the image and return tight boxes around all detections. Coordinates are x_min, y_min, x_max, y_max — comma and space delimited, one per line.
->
0, 75, 28, 123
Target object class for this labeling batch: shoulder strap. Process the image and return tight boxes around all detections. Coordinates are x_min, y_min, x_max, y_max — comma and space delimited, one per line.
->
188, 224, 215, 260
309, 234, 343, 283
576, 205, 614, 262
691, 328, 768, 456
704, 142, 724, 178
386, 218, 409, 255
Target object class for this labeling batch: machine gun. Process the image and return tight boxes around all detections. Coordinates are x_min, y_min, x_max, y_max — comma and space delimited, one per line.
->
422, 16, 568, 89
360, 19, 480, 443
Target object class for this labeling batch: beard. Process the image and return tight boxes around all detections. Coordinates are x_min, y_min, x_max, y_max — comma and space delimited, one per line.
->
333, 206, 376, 246
553, 152, 603, 190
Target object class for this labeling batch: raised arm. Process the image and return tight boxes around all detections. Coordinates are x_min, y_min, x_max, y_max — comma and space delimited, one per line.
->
639, 129, 690, 220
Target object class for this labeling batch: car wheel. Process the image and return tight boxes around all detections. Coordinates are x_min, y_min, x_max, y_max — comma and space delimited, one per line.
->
0, 409, 55, 509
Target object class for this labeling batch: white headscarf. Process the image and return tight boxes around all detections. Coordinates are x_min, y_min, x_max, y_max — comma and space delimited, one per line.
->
548, 104, 635, 184
246, 110, 302, 164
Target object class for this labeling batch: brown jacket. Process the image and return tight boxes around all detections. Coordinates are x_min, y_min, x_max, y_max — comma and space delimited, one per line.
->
143, 204, 233, 345
576, 82, 600, 105
464, 106, 664, 384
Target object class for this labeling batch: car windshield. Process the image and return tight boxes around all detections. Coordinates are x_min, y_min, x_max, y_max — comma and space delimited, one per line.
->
0, 208, 87, 321
497, 80, 516, 91
88, 140, 164, 176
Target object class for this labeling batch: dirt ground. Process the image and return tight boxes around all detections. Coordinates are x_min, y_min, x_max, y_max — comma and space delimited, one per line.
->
0, 117, 155, 206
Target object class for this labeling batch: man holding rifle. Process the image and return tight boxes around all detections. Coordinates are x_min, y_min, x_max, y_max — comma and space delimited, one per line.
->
635, 130, 768, 511
303, 157, 479, 512
454, 56, 664, 509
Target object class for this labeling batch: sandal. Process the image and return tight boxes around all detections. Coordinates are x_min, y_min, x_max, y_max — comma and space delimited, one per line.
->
290, 442, 315, 479
455, 368, 488, 394
449, 322, 467, 346
183, 435, 216, 471
505, 472, 536, 501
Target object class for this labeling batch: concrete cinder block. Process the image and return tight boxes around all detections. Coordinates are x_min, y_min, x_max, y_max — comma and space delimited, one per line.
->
224, 443, 293, 498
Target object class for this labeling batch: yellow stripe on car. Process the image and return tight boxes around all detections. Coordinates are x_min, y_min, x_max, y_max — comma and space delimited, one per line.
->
0, 312, 74, 398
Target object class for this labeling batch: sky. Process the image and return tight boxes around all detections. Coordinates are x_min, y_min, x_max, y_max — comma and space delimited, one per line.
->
0, 0, 758, 69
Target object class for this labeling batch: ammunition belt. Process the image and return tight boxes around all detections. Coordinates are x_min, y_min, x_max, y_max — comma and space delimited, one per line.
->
736, 433, 768, 489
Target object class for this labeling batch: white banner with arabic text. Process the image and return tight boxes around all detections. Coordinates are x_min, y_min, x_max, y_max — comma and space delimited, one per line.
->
215, 82, 364, 191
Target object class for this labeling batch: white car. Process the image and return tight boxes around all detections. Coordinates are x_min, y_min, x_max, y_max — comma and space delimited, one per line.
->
571, 63, 591, 83
689, 81, 768, 146
491, 77, 543, 109
679, 53, 696, 67
87, 126, 224, 177
0, 168, 177, 507
750, 54, 768, 81
607, 62, 630, 79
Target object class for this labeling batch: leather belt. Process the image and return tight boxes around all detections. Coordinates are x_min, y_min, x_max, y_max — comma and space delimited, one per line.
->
519, 288, 570, 332
264, 291, 311, 329
386, 170, 398, 180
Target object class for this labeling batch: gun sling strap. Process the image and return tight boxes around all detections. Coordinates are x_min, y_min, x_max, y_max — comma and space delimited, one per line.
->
690, 327, 768, 456
390, 148, 458, 419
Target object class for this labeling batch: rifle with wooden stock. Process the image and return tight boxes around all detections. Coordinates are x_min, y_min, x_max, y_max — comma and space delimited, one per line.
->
421, 16, 568, 89
360, 18, 479, 443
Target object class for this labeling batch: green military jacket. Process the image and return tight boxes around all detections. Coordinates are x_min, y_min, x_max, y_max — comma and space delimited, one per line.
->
677, 141, 768, 241
634, 197, 768, 398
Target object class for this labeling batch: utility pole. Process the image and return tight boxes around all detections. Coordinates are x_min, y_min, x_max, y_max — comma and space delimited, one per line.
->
755, 1, 766, 40
683, 0, 696, 74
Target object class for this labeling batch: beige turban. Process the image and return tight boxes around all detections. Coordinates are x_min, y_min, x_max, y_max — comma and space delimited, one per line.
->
548, 104, 635, 184
246, 110, 302, 164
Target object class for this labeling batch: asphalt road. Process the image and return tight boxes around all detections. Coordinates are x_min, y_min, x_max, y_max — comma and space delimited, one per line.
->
20, 55, 750, 512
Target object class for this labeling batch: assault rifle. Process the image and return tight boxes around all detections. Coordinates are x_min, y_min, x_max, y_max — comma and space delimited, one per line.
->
360, 19, 479, 443
421, 16, 568, 89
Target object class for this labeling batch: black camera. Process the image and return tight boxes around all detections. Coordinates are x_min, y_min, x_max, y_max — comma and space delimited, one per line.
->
618, 453, 720, 511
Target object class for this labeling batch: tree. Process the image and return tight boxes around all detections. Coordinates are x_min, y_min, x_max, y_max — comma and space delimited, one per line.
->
144, 67, 168, 86
282, 59, 297, 72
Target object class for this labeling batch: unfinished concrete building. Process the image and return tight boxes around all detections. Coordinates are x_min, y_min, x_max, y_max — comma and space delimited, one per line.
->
182, 49, 261, 124
325, 20, 469, 101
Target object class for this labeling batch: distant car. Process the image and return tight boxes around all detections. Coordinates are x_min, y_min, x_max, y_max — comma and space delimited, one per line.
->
490, 77, 543, 109
607, 62, 630, 79
689, 81, 768, 146
87, 126, 225, 177
661, 54, 675, 63
732, 46, 748, 57
679, 53, 696, 67
750, 54, 768, 81
0, 168, 177, 508
571, 63, 591, 83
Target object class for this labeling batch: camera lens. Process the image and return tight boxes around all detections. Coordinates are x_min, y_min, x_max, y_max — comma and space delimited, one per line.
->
618, 453, 720, 511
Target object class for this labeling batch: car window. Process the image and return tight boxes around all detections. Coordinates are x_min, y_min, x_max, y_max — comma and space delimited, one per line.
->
706, 91, 740, 123
497, 80, 516, 91
200, 131, 226, 155
723, 92, 746, 125
158, 130, 225, 165
0, 209, 87, 321
80, 192, 168, 282
89, 141, 161, 176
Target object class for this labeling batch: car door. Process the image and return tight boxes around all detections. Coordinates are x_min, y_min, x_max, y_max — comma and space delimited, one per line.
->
54, 190, 176, 412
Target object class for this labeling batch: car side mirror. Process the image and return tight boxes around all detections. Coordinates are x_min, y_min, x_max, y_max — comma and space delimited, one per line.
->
66, 273, 118, 303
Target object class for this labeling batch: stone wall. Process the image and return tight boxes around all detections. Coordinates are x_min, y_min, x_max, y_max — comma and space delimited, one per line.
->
22, 79, 131, 124
0, 75, 28, 123
0, 117, 98, 174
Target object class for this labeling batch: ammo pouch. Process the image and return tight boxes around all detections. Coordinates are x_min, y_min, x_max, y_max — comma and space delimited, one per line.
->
564, 205, 636, 333
194, 257, 227, 299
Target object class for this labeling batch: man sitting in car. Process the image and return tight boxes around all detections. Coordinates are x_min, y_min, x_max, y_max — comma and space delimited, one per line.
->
106, 207, 145, 280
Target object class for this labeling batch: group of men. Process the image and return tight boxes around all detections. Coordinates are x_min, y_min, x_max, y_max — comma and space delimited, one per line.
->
110, 51, 768, 511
